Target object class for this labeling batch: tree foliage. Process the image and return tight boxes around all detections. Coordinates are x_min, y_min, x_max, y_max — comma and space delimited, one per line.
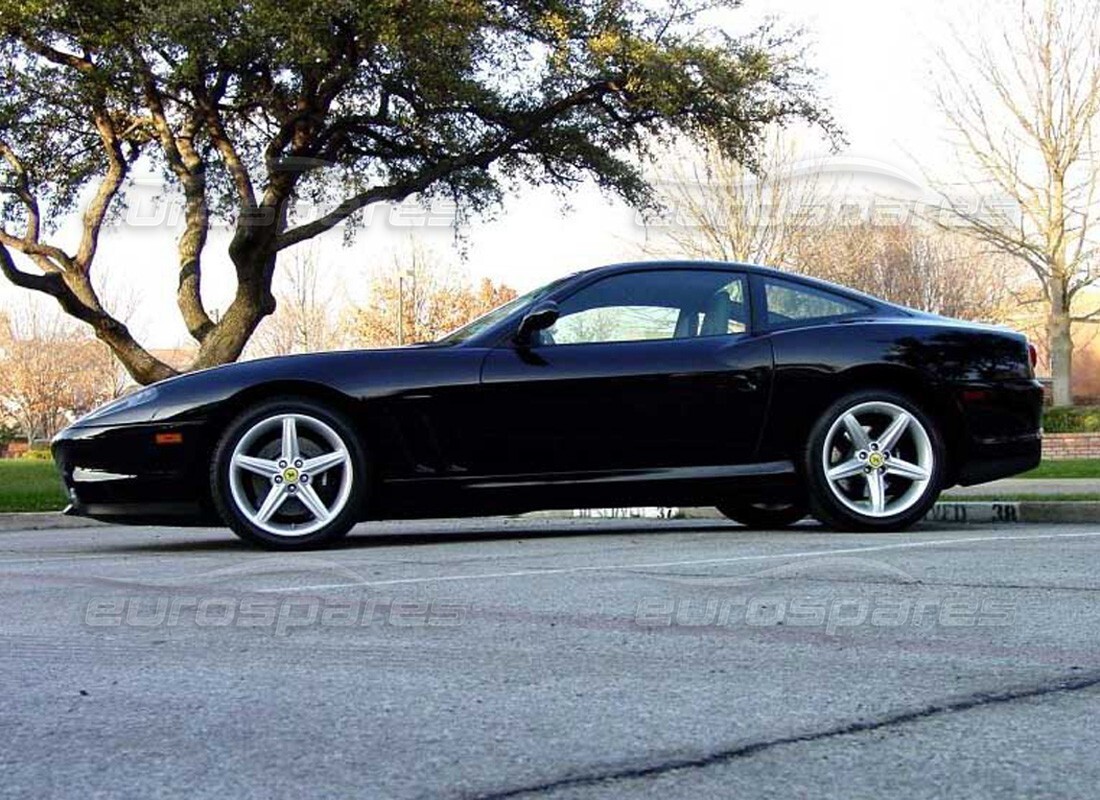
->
0, 0, 834, 383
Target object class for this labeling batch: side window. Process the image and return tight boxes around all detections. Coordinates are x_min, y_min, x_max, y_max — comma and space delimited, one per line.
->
542, 270, 748, 346
551, 306, 680, 344
763, 278, 867, 328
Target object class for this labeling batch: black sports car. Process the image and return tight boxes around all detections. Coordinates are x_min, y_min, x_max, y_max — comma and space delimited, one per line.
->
52, 261, 1042, 548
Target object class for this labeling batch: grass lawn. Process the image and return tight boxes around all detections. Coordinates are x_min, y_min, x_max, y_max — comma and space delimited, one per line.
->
0, 459, 67, 513
1019, 459, 1100, 479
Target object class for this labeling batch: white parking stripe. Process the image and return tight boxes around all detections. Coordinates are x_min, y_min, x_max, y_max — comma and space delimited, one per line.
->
256, 530, 1100, 593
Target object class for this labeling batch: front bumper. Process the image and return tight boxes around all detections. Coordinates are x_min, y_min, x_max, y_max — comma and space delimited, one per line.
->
52, 420, 216, 525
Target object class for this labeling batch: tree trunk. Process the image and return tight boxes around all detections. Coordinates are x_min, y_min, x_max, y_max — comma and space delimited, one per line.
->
190, 233, 278, 371
176, 181, 215, 342
190, 292, 269, 369
1048, 286, 1074, 407
56, 271, 178, 385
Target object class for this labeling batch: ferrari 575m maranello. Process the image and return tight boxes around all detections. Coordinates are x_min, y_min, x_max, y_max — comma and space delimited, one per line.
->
53, 261, 1043, 548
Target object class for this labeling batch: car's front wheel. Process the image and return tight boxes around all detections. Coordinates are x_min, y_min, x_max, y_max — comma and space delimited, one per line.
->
805, 390, 944, 532
210, 398, 367, 549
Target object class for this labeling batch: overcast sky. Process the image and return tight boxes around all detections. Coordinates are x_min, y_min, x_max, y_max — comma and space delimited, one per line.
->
1, 0, 971, 348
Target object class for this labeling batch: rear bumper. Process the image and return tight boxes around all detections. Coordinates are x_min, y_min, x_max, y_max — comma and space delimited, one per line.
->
954, 432, 1042, 486
953, 378, 1043, 486
52, 420, 214, 525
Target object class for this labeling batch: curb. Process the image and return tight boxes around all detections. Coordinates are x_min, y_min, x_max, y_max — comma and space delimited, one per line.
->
575, 502, 1100, 525
928, 501, 1100, 525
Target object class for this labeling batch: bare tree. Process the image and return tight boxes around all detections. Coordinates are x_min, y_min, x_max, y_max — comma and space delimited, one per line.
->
793, 223, 1019, 323
0, 302, 119, 442
248, 248, 347, 358
653, 133, 1015, 322
1074, 342, 1100, 401
348, 245, 517, 347
933, 0, 1100, 405
645, 131, 824, 267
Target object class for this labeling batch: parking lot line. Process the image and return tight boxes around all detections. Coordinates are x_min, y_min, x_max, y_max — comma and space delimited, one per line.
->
255, 529, 1100, 593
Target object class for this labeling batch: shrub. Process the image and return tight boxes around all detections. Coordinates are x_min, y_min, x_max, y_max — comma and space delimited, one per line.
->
1043, 406, 1100, 433
20, 447, 53, 461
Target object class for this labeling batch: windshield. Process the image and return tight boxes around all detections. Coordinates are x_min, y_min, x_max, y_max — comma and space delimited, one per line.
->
436, 275, 572, 345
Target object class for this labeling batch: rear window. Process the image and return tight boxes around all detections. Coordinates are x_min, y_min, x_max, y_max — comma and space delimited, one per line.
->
763, 278, 869, 327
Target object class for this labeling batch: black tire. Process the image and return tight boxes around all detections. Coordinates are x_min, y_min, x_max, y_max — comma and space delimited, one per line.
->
210, 397, 368, 549
716, 501, 807, 528
804, 389, 944, 532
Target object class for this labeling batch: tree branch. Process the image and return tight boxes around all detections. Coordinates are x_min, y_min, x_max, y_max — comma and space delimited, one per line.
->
15, 35, 96, 74
128, 51, 216, 341
0, 139, 76, 277
0, 241, 64, 295
275, 81, 618, 250
1, 241, 176, 383
193, 89, 258, 211
73, 113, 129, 272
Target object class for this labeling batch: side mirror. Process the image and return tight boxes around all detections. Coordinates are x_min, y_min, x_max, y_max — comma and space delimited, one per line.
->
515, 301, 560, 346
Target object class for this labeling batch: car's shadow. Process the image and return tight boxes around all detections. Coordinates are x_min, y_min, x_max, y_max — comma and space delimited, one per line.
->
87, 519, 753, 555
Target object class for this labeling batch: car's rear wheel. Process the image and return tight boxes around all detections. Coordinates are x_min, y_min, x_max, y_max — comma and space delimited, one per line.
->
716, 500, 807, 528
805, 390, 944, 532
211, 398, 367, 549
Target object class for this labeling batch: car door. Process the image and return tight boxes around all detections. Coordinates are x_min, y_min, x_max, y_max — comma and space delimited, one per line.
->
473, 268, 773, 477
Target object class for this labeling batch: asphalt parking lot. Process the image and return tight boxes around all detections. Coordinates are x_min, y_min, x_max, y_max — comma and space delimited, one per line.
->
3, 518, 1100, 799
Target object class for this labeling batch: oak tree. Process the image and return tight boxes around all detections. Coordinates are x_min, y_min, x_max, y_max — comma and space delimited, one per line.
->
0, 0, 833, 383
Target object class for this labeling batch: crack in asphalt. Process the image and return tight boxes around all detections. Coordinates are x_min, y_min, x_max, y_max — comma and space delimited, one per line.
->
468, 671, 1100, 800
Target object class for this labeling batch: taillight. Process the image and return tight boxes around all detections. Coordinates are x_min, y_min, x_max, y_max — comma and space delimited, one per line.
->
1027, 341, 1038, 373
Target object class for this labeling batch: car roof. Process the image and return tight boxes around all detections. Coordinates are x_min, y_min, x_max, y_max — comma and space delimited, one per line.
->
571, 260, 912, 315
458, 259, 920, 347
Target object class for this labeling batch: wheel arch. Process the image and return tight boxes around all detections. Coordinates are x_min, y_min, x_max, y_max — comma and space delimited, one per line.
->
195, 380, 372, 509
770, 364, 965, 485
833, 365, 964, 483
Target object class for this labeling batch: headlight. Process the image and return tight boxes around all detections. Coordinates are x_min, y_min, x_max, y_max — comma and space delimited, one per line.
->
78, 386, 160, 424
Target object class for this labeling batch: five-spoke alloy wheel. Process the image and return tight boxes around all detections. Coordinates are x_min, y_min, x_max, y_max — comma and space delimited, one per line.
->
211, 398, 367, 548
805, 390, 944, 531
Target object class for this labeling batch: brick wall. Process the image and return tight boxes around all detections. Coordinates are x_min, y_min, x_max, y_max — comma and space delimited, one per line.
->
1042, 433, 1100, 460
0, 441, 28, 459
